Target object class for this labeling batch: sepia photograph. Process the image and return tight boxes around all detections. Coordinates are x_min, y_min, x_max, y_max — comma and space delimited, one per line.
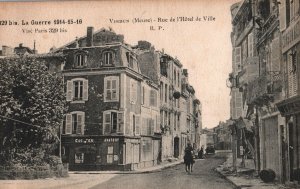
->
0, 0, 299, 188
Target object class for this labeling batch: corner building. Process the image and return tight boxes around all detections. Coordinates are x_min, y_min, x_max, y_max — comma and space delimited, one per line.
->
58, 27, 160, 171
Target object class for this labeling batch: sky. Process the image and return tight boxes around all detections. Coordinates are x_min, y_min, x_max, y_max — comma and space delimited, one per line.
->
0, 0, 240, 129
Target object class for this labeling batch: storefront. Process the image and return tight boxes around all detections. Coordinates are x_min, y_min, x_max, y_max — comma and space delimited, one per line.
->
62, 135, 161, 171
277, 96, 300, 182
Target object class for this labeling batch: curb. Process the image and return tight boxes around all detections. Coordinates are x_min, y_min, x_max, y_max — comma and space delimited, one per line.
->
215, 168, 241, 189
69, 161, 184, 175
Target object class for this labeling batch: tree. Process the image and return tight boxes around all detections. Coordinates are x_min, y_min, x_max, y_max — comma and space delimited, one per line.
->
0, 57, 65, 166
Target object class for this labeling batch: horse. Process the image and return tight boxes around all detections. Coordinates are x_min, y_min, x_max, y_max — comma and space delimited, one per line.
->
184, 144, 194, 173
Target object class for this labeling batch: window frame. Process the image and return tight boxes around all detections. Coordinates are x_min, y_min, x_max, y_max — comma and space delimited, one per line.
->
74, 53, 87, 68
103, 110, 124, 134
104, 76, 119, 102
65, 111, 85, 135
66, 78, 88, 102
103, 51, 114, 66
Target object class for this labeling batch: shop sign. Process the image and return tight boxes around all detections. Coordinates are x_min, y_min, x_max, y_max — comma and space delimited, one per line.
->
104, 138, 119, 142
74, 138, 95, 144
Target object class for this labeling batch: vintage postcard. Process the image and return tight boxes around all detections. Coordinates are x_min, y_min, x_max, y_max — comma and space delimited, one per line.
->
0, 0, 298, 188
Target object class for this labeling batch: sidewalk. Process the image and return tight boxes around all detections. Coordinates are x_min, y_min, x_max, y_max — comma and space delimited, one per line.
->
215, 155, 289, 189
70, 158, 183, 174
0, 159, 183, 189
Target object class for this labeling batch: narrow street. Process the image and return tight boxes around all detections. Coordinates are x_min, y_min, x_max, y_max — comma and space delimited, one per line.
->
90, 157, 235, 189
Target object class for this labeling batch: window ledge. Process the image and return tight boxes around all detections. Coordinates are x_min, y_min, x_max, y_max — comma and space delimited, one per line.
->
71, 100, 86, 104
104, 100, 119, 102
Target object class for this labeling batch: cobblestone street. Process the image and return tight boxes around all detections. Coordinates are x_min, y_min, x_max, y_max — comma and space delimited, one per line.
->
91, 157, 235, 189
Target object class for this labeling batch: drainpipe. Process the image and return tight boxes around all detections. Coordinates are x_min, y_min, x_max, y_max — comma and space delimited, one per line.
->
254, 106, 260, 174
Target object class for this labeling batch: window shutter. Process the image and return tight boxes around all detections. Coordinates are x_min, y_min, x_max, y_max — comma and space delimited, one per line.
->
147, 118, 151, 135
103, 112, 111, 134
65, 114, 72, 134
83, 79, 88, 101
248, 32, 254, 58
150, 119, 154, 135
150, 90, 155, 106
84, 55, 88, 67
279, 0, 287, 31
295, 0, 299, 16
105, 79, 111, 101
235, 47, 241, 73
135, 115, 140, 135
141, 86, 144, 105
130, 79, 137, 104
130, 114, 133, 135
66, 80, 73, 101
271, 37, 280, 72
236, 90, 243, 118
76, 113, 84, 135
117, 112, 124, 133
111, 79, 118, 100
142, 118, 147, 135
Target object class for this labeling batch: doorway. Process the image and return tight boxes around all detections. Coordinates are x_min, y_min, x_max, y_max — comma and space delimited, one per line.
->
174, 137, 179, 158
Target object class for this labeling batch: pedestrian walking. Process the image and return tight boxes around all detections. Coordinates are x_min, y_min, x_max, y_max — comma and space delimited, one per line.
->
198, 146, 204, 159
184, 143, 194, 173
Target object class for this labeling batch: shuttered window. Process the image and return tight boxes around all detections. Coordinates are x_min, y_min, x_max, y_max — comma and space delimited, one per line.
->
103, 111, 124, 134
104, 76, 119, 102
66, 78, 88, 101
65, 112, 85, 135
130, 79, 137, 104
150, 90, 157, 107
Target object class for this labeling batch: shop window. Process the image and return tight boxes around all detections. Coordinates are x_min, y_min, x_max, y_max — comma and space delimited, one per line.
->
75, 153, 84, 164
65, 111, 85, 135
104, 76, 119, 102
103, 111, 124, 134
66, 78, 88, 102
107, 146, 114, 164
103, 51, 113, 65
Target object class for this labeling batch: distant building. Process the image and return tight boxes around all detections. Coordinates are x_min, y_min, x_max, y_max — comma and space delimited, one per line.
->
200, 128, 215, 152
213, 122, 231, 151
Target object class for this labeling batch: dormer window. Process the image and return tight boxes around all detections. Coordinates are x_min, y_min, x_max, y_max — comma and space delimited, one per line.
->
74, 53, 87, 68
104, 51, 113, 65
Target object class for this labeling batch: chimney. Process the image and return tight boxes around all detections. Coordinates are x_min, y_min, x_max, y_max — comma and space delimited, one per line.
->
86, 27, 94, 47
19, 43, 23, 48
